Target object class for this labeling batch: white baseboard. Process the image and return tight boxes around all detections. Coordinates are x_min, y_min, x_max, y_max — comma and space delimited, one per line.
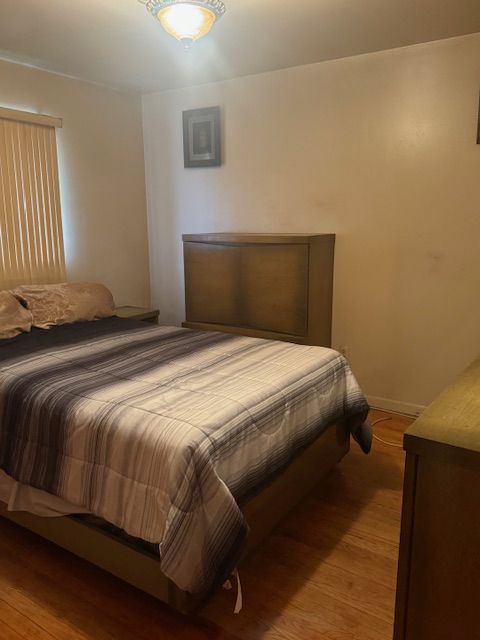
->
365, 395, 426, 417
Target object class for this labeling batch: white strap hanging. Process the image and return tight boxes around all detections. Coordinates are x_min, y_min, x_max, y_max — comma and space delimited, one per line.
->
222, 568, 243, 614
233, 568, 242, 614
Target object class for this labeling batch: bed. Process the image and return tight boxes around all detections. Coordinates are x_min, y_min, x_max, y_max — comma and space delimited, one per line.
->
0, 316, 370, 613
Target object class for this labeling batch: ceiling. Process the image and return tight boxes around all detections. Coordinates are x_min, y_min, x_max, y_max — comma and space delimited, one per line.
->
0, 0, 479, 94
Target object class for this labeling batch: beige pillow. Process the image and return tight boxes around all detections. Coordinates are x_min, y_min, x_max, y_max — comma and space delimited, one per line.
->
63, 282, 115, 323
0, 290, 33, 339
13, 283, 115, 329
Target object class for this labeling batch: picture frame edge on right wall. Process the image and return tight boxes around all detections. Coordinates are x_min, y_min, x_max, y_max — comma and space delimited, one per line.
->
477, 91, 480, 144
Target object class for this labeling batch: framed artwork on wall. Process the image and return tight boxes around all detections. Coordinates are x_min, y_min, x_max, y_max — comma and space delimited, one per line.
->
183, 106, 221, 168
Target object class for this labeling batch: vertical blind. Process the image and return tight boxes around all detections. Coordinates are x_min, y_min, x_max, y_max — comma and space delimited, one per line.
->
0, 108, 66, 289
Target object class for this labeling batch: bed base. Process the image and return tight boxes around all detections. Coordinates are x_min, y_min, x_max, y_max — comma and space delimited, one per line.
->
0, 422, 349, 615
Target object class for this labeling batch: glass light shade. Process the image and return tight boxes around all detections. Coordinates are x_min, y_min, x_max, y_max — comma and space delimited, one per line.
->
142, 1, 226, 47
158, 4, 216, 44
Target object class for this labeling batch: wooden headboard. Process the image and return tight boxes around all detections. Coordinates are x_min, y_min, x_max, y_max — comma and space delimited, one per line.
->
182, 233, 335, 347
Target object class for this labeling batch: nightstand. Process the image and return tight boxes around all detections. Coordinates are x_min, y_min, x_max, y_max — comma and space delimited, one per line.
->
115, 306, 159, 324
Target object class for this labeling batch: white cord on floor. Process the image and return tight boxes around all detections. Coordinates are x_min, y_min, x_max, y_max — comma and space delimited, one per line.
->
223, 568, 243, 614
371, 416, 403, 448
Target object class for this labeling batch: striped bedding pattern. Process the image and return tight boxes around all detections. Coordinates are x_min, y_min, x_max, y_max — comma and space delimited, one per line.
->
0, 318, 370, 597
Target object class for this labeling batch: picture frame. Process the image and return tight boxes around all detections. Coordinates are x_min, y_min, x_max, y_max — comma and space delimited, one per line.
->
183, 106, 221, 168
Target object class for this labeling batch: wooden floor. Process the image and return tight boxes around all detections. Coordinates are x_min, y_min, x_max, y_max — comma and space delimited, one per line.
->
0, 409, 413, 640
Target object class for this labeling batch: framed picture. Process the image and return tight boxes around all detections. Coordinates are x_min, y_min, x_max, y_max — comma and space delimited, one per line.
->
183, 106, 221, 168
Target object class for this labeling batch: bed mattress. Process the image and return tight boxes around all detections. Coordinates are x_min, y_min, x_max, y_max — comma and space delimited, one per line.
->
0, 318, 370, 597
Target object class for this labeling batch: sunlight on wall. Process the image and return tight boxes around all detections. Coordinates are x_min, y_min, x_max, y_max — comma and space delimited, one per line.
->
55, 133, 75, 275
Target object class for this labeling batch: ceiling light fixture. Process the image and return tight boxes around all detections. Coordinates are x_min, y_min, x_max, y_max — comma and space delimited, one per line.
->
140, 0, 226, 48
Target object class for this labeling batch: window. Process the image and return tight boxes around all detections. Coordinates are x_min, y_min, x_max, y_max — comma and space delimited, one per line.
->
0, 107, 65, 289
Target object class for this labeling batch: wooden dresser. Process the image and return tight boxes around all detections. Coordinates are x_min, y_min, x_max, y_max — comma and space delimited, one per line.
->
394, 356, 480, 640
182, 233, 335, 347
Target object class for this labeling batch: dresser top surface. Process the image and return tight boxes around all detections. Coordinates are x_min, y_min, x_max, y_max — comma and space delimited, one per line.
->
182, 233, 335, 244
405, 356, 480, 457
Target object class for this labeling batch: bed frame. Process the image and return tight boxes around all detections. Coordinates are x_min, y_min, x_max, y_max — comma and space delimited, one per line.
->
0, 421, 349, 614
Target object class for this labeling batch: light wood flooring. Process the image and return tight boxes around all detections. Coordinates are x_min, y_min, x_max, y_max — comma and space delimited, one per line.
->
0, 409, 413, 640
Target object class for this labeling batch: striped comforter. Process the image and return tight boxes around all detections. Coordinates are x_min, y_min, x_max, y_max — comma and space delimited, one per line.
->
0, 318, 370, 597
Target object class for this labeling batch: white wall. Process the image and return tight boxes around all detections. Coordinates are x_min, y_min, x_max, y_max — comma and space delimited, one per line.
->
143, 34, 480, 413
0, 59, 150, 307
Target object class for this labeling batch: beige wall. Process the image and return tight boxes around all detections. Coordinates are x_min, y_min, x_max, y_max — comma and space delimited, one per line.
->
143, 34, 480, 413
0, 59, 150, 307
